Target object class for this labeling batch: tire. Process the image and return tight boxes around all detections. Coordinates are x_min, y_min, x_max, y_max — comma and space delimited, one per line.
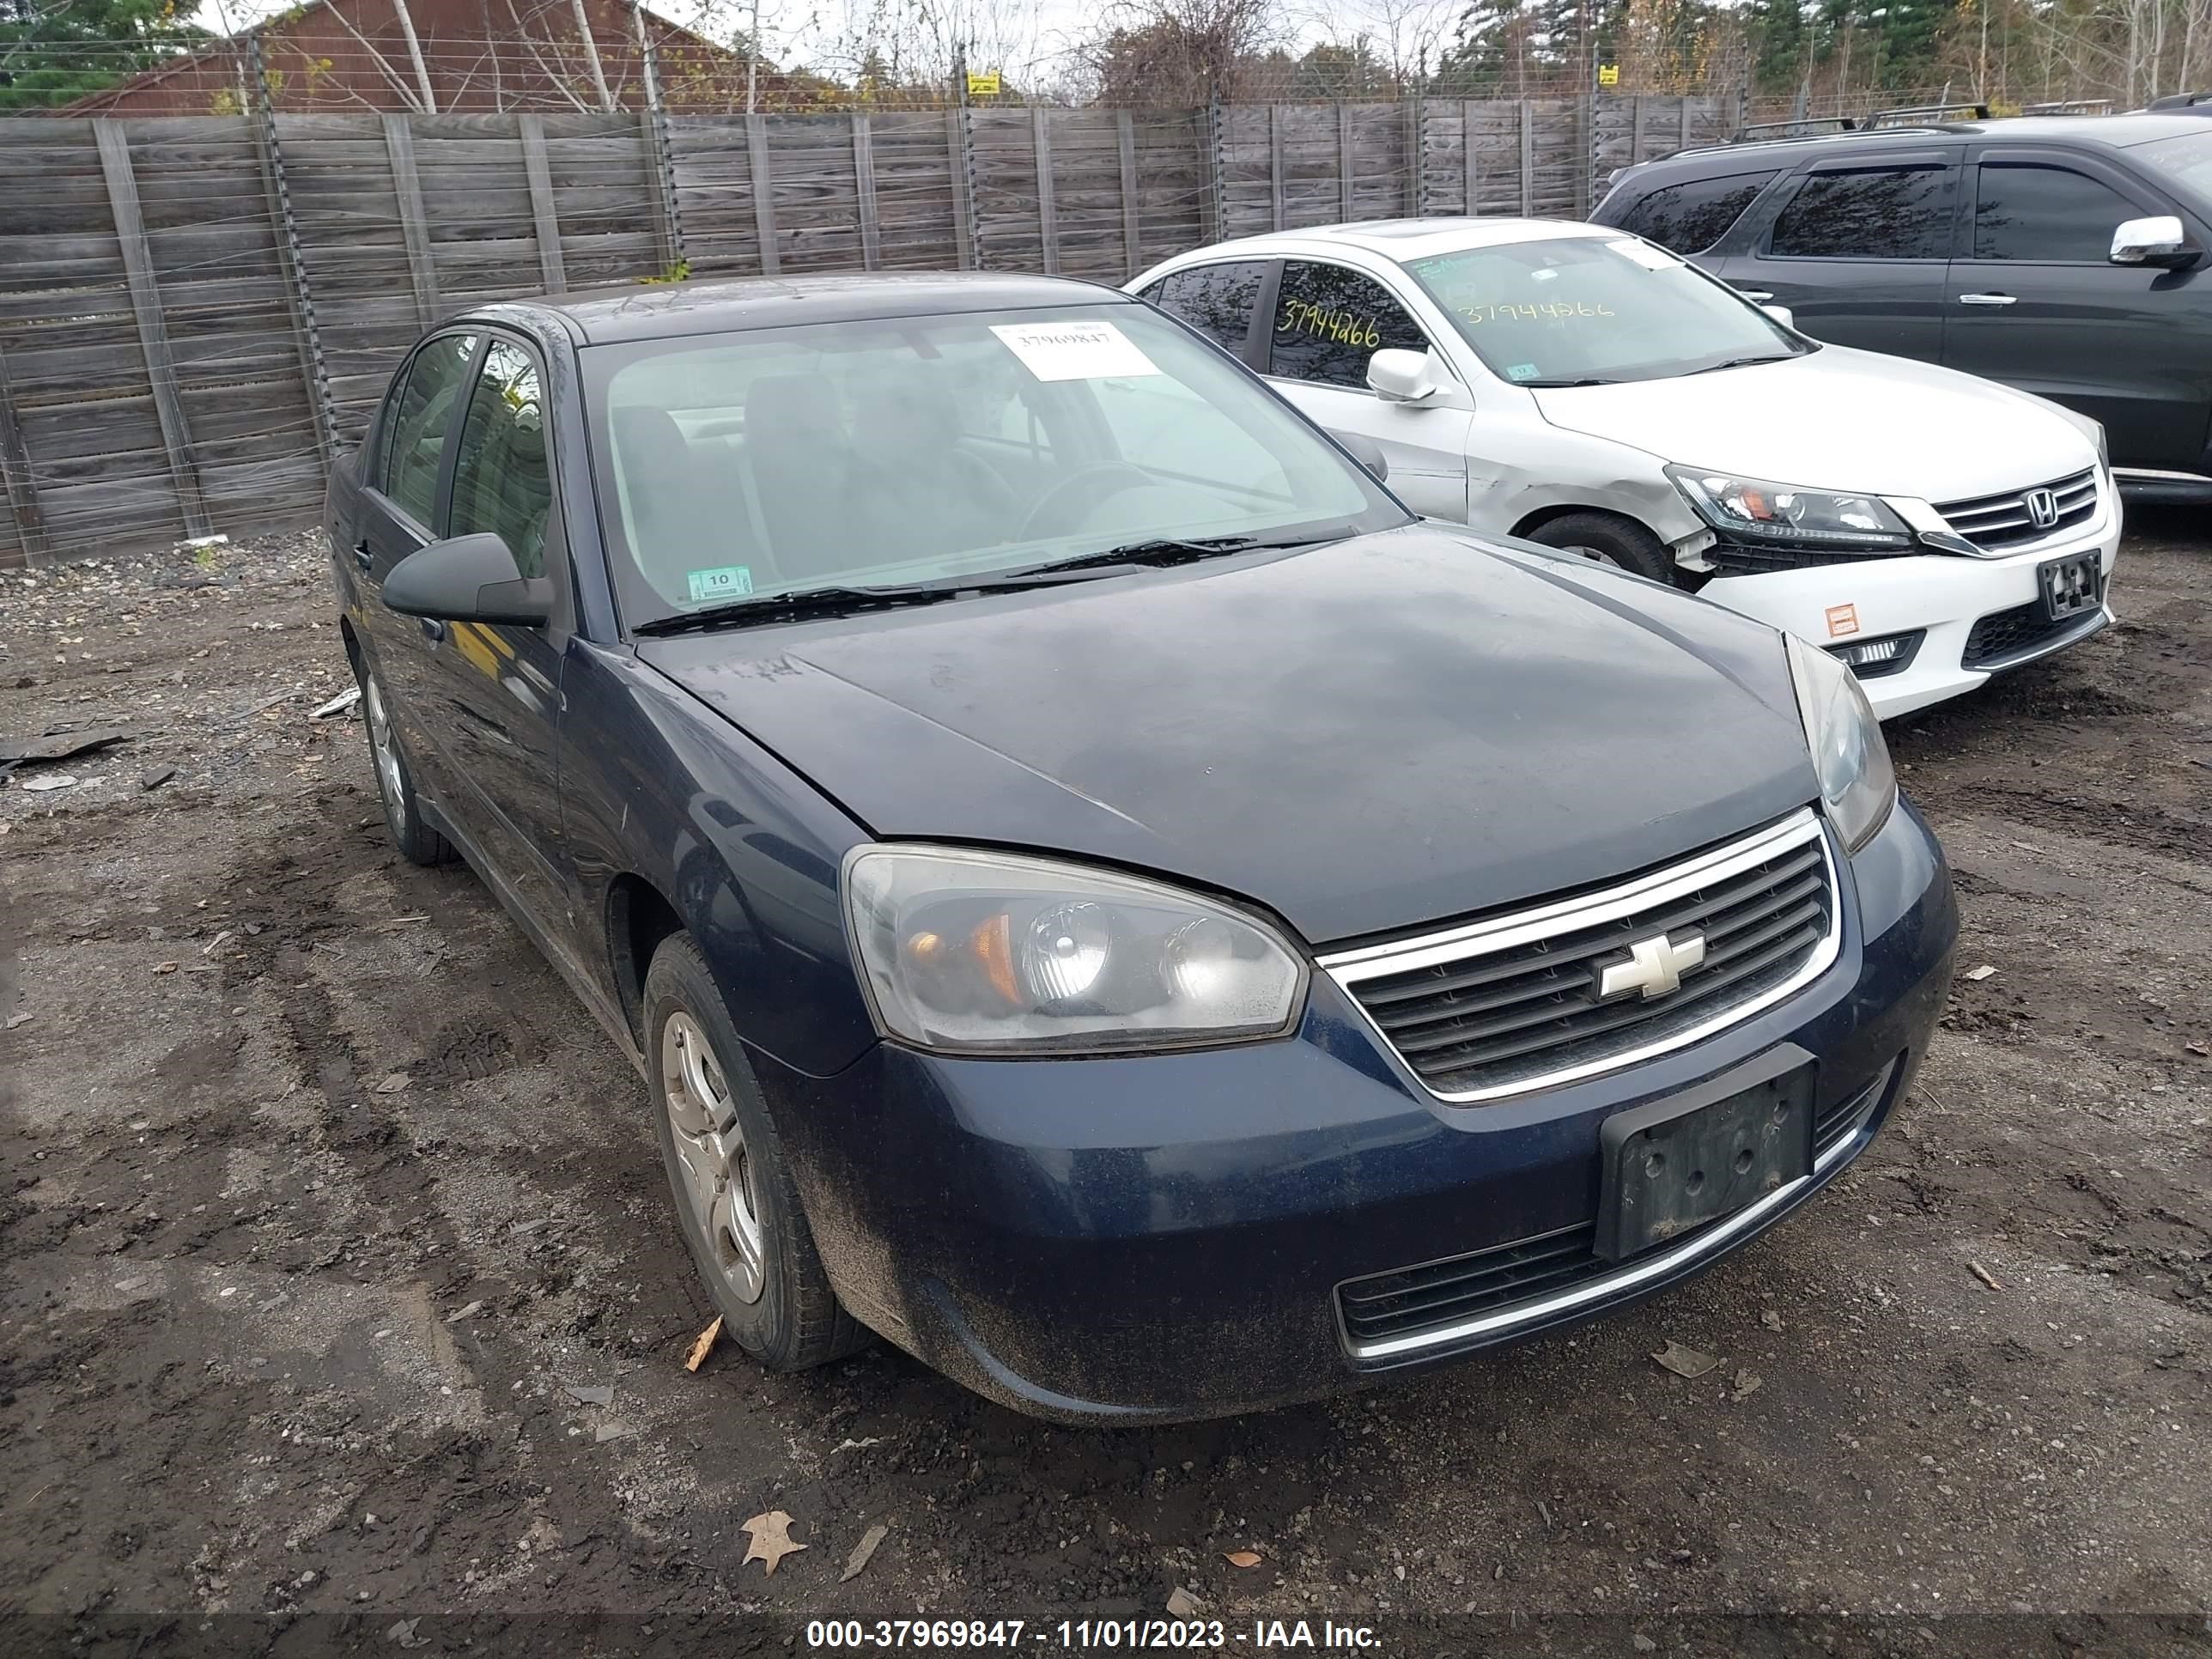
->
643, 933, 869, 1370
356, 659, 453, 866
1523, 512, 1678, 586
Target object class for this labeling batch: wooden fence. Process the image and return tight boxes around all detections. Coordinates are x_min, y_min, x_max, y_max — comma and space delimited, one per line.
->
0, 94, 1735, 568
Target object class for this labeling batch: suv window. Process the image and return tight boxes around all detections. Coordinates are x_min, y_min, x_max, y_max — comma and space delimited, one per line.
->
1769, 165, 1957, 259
1614, 171, 1776, 253
1268, 262, 1431, 388
380, 331, 479, 526
447, 337, 553, 577
1146, 261, 1267, 355
1973, 162, 2137, 261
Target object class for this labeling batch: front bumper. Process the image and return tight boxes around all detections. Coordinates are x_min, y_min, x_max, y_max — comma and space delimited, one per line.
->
762, 800, 1956, 1424
1699, 518, 2122, 721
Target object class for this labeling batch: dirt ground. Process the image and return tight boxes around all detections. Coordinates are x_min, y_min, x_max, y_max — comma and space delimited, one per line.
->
2, 518, 2209, 1659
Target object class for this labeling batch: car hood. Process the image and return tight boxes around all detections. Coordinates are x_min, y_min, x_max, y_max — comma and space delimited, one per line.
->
637, 525, 1820, 947
1532, 343, 2100, 499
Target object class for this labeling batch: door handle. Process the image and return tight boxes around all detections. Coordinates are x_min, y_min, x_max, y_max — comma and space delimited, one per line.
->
419, 617, 447, 643
1958, 292, 2019, 307
1734, 289, 1775, 301
352, 540, 373, 571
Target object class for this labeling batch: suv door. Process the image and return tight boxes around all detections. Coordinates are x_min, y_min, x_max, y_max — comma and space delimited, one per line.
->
411, 331, 574, 937
1943, 146, 2210, 471
355, 329, 482, 791
1258, 259, 1475, 520
1717, 150, 1962, 360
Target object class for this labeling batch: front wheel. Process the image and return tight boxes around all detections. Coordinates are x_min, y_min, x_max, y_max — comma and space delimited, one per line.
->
358, 662, 452, 866
1522, 512, 1678, 585
644, 934, 870, 1370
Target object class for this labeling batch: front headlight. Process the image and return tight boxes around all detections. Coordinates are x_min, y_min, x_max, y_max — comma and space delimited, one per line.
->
843, 845, 1307, 1054
1668, 465, 1914, 550
1784, 633, 1897, 854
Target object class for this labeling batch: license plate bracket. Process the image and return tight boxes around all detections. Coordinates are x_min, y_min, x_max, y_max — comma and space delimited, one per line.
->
1595, 1065, 1814, 1261
2037, 552, 2100, 623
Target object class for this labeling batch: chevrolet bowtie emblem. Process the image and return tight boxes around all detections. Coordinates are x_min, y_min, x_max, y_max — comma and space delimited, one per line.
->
1597, 931, 1706, 1000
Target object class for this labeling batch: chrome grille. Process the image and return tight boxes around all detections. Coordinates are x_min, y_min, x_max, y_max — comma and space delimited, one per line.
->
1935, 467, 2099, 553
1322, 811, 1839, 1103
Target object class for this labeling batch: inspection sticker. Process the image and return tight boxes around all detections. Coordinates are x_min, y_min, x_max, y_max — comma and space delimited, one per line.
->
687, 565, 755, 603
1607, 238, 1681, 271
991, 319, 1160, 382
1826, 603, 1861, 638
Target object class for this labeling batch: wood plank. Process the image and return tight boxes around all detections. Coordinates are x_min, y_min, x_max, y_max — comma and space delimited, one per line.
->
851, 113, 881, 272
1518, 100, 1534, 214
1338, 103, 1354, 222
518, 115, 567, 294
1462, 101, 1480, 216
0, 343, 49, 564
948, 106, 976, 270
1032, 106, 1058, 276
746, 113, 779, 276
94, 120, 210, 539
1115, 109, 1142, 276
1269, 105, 1285, 229
1632, 95, 1647, 167
381, 114, 439, 328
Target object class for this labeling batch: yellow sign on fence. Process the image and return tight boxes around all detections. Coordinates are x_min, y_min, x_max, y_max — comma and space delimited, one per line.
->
966, 70, 1002, 97
1597, 63, 1620, 86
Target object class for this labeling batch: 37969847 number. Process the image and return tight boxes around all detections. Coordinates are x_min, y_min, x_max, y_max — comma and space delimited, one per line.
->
805, 1620, 1032, 1648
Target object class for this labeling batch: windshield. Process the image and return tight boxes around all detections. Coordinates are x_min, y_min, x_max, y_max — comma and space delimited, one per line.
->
2134, 130, 2212, 202
584, 302, 1404, 628
1404, 236, 1811, 386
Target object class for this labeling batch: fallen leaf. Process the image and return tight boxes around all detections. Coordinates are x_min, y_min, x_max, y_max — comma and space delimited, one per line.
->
1963, 963, 1997, 981
1165, 1587, 1204, 1620
841, 1522, 889, 1583
741, 1510, 806, 1576
1651, 1340, 1720, 1380
1729, 1368, 1763, 1400
1224, 1549, 1263, 1569
685, 1314, 723, 1372
562, 1383, 613, 1407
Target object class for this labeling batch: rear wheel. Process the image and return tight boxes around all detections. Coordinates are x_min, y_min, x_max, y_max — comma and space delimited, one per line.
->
358, 662, 452, 866
644, 933, 869, 1370
1523, 512, 1678, 585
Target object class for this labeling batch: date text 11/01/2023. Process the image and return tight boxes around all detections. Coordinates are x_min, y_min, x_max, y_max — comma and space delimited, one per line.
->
805, 1619, 1382, 1651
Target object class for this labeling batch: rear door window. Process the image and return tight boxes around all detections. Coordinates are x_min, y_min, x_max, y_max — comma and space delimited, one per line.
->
1613, 172, 1777, 253
1146, 262, 1267, 356
380, 331, 480, 526
1972, 162, 2139, 261
1768, 165, 1958, 259
1267, 262, 1432, 389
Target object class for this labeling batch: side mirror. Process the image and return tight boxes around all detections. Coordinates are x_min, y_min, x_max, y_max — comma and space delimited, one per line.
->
1367, 348, 1439, 404
2110, 214, 2195, 267
1760, 302, 1796, 329
382, 532, 551, 627
1334, 430, 1390, 483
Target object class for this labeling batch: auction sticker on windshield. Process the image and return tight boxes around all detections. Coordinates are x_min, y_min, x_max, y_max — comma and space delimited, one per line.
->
991, 319, 1160, 381
1607, 239, 1681, 270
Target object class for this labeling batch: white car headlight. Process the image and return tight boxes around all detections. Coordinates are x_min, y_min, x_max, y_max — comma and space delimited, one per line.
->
1668, 465, 1915, 551
843, 845, 1307, 1054
1784, 633, 1898, 854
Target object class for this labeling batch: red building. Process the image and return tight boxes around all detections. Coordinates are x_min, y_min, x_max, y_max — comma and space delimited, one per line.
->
64, 0, 788, 116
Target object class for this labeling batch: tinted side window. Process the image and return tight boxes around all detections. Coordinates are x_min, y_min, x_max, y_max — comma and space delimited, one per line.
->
1150, 262, 1267, 355
381, 332, 479, 525
1268, 262, 1430, 388
1973, 163, 2136, 261
447, 339, 553, 577
1769, 166, 1957, 259
1615, 171, 1776, 253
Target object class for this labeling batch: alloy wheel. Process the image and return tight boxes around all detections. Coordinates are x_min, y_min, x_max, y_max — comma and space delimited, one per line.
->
660, 1009, 766, 1304
363, 672, 408, 822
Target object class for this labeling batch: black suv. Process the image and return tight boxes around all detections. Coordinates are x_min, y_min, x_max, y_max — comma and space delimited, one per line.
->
1593, 112, 2212, 500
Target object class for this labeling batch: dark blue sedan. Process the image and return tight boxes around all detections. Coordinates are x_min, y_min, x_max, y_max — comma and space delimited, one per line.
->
324, 272, 1956, 1423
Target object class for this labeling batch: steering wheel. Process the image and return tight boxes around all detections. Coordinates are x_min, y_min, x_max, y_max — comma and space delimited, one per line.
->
1016, 464, 1156, 541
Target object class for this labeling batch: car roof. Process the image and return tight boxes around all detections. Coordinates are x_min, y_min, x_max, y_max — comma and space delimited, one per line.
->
490, 271, 1131, 345
1164, 217, 1616, 265
1642, 111, 2212, 173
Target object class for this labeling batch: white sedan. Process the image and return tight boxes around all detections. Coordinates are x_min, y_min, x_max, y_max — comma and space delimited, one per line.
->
1129, 219, 2121, 720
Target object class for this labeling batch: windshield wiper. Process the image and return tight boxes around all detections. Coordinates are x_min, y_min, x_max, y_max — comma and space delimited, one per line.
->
1517, 376, 1620, 388
633, 582, 981, 635
1685, 354, 1798, 375
1012, 531, 1347, 580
